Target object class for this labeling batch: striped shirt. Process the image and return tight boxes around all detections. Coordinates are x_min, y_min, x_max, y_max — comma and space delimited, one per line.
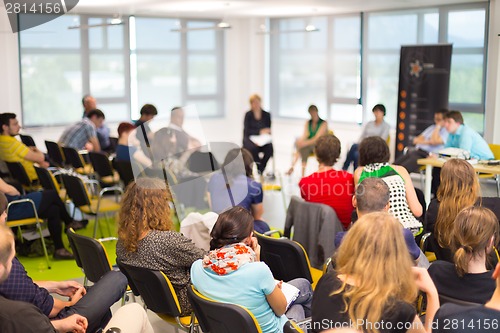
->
0, 135, 36, 180
59, 118, 96, 150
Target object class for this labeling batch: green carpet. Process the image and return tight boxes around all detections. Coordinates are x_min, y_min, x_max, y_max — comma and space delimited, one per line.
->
17, 216, 119, 281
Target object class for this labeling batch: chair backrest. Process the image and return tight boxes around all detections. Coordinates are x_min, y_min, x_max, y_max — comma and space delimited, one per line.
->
62, 147, 85, 169
115, 260, 141, 297
45, 140, 65, 167
439, 293, 481, 307
118, 262, 182, 317
187, 285, 262, 333
255, 232, 313, 283
61, 174, 91, 207
65, 228, 84, 271
89, 151, 114, 178
5, 161, 32, 187
186, 151, 220, 173
34, 167, 61, 192
19, 134, 36, 147
112, 159, 136, 186
66, 228, 112, 283
489, 144, 500, 160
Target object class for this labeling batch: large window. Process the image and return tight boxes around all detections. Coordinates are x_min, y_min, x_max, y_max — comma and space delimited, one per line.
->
271, 3, 488, 133
270, 15, 361, 122
19, 14, 225, 127
131, 17, 224, 120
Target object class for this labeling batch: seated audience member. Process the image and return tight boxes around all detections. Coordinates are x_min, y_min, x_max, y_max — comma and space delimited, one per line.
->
354, 136, 423, 235
287, 105, 328, 177
299, 134, 354, 230
82, 95, 112, 153
134, 103, 158, 155
0, 207, 127, 333
429, 206, 498, 304
59, 109, 105, 152
207, 148, 270, 234
433, 264, 500, 333
0, 222, 152, 333
168, 106, 202, 154
443, 110, 494, 160
425, 158, 500, 262
342, 104, 390, 171
191, 207, 313, 333
116, 178, 205, 316
394, 109, 449, 173
0, 113, 49, 181
335, 178, 429, 268
0, 178, 81, 259
0, 225, 88, 333
311, 212, 439, 333
115, 122, 137, 162
242, 94, 273, 175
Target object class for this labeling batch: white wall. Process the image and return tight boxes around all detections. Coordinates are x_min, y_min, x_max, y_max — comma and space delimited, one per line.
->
485, 0, 500, 144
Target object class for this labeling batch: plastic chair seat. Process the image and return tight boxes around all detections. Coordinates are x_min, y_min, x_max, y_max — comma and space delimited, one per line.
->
75, 164, 94, 175
80, 198, 121, 215
6, 218, 39, 227
310, 267, 322, 290
157, 314, 198, 327
101, 173, 120, 185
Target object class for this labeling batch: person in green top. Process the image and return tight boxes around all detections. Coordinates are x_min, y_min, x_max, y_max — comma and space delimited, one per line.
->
287, 105, 328, 177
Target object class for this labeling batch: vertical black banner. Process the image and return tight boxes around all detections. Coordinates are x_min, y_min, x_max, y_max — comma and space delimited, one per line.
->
395, 44, 452, 158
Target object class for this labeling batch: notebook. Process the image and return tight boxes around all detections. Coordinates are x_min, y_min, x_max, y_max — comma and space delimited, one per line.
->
276, 280, 300, 310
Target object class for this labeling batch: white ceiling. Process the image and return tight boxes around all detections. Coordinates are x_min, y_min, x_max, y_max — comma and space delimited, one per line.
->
73, 0, 486, 18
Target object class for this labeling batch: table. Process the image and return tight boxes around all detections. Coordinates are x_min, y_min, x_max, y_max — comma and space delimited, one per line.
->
417, 158, 500, 206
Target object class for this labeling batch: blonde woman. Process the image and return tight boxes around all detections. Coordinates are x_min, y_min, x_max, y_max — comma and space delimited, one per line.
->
311, 212, 439, 333
425, 158, 500, 261
429, 206, 499, 304
116, 178, 205, 316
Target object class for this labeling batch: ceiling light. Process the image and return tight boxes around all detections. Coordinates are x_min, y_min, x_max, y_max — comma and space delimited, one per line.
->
171, 22, 231, 33
68, 16, 124, 30
305, 24, 318, 32
256, 25, 320, 35
217, 21, 231, 29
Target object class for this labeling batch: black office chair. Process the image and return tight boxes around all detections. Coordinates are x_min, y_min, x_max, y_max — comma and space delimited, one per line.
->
112, 159, 136, 187
255, 232, 322, 289
19, 134, 36, 147
45, 140, 65, 167
89, 152, 119, 187
187, 284, 261, 333
186, 151, 220, 174
5, 161, 38, 192
62, 147, 92, 175
119, 262, 198, 333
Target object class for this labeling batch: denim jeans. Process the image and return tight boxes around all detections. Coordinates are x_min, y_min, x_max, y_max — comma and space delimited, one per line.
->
285, 278, 313, 323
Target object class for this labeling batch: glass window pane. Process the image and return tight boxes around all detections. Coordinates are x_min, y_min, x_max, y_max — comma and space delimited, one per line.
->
185, 100, 219, 117
19, 15, 80, 49
135, 18, 180, 50
187, 22, 216, 50
98, 103, 129, 122
449, 54, 483, 104
330, 104, 362, 123
279, 19, 306, 50
368, 13, 418, 49
448, 10, 485, 47
108, 24, 124, 49
21, 54, 82, 126
136, 54, 181, 117
461, 112, 484, 134
278, 54, 326, 118
332, 54, 361, 98
365, 54, 400, 127
187, 55, 217, 95
90, 54, 125, 97
89, 18, 104, 49
307, 17, 327, 50
333, 16, 360, 49
423, 13, 439, 44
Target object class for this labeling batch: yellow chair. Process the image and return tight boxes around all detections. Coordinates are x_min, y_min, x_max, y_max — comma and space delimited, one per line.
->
478, 144, 500, 196
255, 232, 322, 290
7, 198, 51, 269
119, 263, 198, 333
61, 174, 122, 238
34, 166, 66, 200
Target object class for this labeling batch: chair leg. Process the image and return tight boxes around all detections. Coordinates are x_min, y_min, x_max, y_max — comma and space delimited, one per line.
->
104, 213, 112, 238
92, 215, 100, 239
496, 176, 500, 197
36, 223, 51, 269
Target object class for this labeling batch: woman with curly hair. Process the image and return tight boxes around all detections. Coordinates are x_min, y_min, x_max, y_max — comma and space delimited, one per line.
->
312, 212, 439, 333
116, 177, 205, 316
429, 206, 499, 304
425, 158, 500, 261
